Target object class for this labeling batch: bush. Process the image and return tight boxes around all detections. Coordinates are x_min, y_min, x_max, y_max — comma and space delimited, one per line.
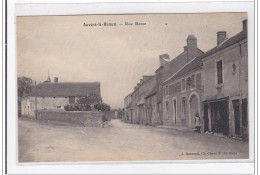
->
94, 103, 110, 112
64, 104, 91, 111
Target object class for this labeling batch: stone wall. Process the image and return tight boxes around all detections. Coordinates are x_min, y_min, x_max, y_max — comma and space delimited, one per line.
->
36, 110, 103, 127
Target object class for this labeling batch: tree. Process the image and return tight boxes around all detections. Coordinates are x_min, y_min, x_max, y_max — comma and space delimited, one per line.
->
77, 94, 102, 105
94, 102, 111, 112
18, 77, 33, 97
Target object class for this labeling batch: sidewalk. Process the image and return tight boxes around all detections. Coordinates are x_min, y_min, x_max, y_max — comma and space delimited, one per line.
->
155, 124, 194, 132
155, 124, 246, 142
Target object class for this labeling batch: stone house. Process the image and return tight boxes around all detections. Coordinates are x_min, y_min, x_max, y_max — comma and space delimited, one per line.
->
123, 93, 132, 122
21, 78, 101, 118
153, 35, 204, 125
144, 85, 158, 126
162, 56, 203, 129
201, 20, 248, 138
131, 75, 156, 124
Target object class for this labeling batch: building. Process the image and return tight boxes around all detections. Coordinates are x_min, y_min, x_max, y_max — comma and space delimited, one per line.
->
123, 93, 132, 122
21, 77, 101, 118
123, 20, 248, 140
144, 85, 158, 126
130, 75, 156, 124
201, 20, 248, 138
162, 56, 203, 128
151, 35, 204, 126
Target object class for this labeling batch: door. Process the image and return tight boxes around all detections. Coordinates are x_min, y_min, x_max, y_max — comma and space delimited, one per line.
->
211, 100, 229, 135
204, 104, 209, 132
190, 95, 199, 128
172, 99, 177, 124
232, 99, 240, 135
242, 98, 248, 127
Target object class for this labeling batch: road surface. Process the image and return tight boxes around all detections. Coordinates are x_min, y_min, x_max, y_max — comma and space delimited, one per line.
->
18, 118, 249, 162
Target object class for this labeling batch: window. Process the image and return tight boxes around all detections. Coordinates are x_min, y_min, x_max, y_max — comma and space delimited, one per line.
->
164, 86, 169, 96
57, 106, 61, 109
216, 60, 223, 84
69, 96, 75, 104
158, 103, 162, 112
191, 74, 195, 88
181, 79, 186, 91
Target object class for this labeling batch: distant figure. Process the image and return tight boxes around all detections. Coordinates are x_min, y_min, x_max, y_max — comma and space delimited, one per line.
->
195, 113, 201, 133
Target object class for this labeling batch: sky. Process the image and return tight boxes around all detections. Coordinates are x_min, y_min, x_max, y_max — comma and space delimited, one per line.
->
17, 13, 247, 109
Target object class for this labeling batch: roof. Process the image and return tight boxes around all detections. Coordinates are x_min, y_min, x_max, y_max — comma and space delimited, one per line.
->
145, 85, 157, 99
29, 82, 101, 97
200, 28, 247, 60
163, 56, 202, 84
163, 28, 247, 84
160, 48, 204, 82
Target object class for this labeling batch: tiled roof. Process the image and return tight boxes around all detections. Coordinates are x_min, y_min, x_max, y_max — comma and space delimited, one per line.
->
29, 82, 101, 97
164, 57, 202, 83
161, 48, 204, 82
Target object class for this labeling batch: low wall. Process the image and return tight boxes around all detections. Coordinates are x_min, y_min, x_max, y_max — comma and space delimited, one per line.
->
36, 110, 103, 127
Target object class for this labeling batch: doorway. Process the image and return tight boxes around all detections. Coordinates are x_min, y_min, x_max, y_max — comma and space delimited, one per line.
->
189, 95, 199, 128
210, 100, 229, 135
172, 98, 177, 124
232, 99, 240, 135
203, 104, 209, 132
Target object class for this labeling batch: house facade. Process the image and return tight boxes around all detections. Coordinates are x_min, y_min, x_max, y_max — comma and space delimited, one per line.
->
162, 56, 203, 129
129, 75, 156, 124
152, 36, 204, 126
123, 93, 132, 122
201, 20, 248, 138
21, 78, 101, 118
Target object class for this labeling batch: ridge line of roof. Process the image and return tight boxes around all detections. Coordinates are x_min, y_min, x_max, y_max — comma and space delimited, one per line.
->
163, 56, 198, 84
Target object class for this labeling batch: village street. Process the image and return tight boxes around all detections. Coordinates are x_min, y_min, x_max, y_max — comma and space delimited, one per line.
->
19, 118, 249, 162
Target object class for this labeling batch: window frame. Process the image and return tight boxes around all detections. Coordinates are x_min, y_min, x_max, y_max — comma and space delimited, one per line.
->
181, 78, 186, 93
215, 57, 224, 86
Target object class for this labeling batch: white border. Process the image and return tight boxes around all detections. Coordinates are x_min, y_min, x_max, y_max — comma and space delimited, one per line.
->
6, 1, 255, 174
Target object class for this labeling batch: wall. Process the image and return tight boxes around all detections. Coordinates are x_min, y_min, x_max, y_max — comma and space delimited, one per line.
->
201, 39, 248, 137
36, 110, 103, 127
202, 40, 247, 101
162, 70, 202, 129
21, 96, 70, 118
145, 94, 160, 126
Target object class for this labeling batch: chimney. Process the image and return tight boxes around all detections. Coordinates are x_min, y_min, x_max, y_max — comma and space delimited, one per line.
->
243, 19, 247, 30
159, 54, 170, 66
54, 77, 58, 83
186, 35, 197, 62
217, 31, 227, 45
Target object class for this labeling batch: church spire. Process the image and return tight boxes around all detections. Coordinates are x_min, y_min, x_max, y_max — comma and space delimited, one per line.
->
43, 69, 51, 83
47, 69, 51, 82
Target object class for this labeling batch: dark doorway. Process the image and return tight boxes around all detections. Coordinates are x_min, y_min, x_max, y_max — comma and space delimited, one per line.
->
210, 100, 229, 135
232, 99, 241, 135
173, 99, 177, 124
203, 104, 209, 132
242, 98, 248, 127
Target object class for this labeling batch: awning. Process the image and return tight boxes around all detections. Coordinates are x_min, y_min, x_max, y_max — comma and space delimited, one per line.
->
202, 97, 229, 104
